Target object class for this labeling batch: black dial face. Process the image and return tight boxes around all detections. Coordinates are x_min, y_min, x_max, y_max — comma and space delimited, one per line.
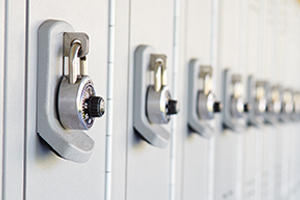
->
81, 83, 95, 128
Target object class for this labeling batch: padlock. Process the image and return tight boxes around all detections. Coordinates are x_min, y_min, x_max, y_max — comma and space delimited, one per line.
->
292, 91, 300, 120
197, 66, 222, 120
146, 54, 179, 124
223, 70, 249, 131
231, 74, 250, 118
269, 86, 282, 115
58, 33, 105, 130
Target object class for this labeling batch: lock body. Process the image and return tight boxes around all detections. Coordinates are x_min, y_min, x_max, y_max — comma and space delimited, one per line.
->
57, 32, 105, 131
246, 76, 268, 126
271, 86, 282, 116
147, 86, 171, 124
197, 91, 215, 120
58, 76, 98, 130
231, 96, 245, 118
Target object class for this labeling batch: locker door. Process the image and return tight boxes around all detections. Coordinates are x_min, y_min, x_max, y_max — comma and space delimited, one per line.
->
287, 2, 300, 199
0, 0, 4, 197
110, 1, 130, 199
1, 0, 27, 199
181, 1, 213, 199
243, 0, 261, 199
126, 1, 175, 199
290, 3, 300, 199
215, 0, 243, 199
25, 1, 108, 199
275, 0, 289, 199
261, 1, 277, 199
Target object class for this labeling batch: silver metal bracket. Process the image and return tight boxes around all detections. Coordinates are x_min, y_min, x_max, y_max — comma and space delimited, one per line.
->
133, 45, 172, 148
37, 20, 95, 163
63, 32, 89, 57
187, 59, 216, 138
222, 69, 246, 132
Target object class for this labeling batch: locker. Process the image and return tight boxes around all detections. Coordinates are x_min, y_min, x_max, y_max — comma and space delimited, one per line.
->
110, 0, 130, 199
181, 0, 213, 199
126, 1, 175, 200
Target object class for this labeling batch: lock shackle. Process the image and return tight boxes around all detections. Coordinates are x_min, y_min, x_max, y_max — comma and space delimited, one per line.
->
69, 40, 82, 84
154, 58, 167, 92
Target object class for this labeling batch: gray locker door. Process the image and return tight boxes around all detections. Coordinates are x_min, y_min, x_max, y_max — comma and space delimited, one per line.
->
275, 0, 289, 199
214, 0, 242, 199
243, 0, 261, 199
0, 0, 4, 197
126, 0, 175, 199
1, 0, 27, 199
181, 0, 212, 199
25, 1, 108, 199
242, 128, 257, 200
110, 0, 130, 199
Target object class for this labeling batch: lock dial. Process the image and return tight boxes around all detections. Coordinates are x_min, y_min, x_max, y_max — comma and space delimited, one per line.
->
292, 91, 300, 121
80, 81, 105, 128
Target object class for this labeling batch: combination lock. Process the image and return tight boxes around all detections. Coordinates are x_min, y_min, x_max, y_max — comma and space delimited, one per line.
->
187, 60, 222, 138
197, 66, 222, 120
247, 77, 267, 126
230, 74, 250, 118
222, 70, 248, 131
281, 88, 293, 121
58, 33, 105, 130
292, 91, 300, 121
146, 54, 179, 124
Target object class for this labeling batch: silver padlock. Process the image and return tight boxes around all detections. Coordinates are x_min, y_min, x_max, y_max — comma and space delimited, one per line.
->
269, 86, 282, 114
197, 66, 222, 120
255, 81, 267, 115
282, 89, 293, 115
146, 54, 179, 124
58, 32, 105, 130
231, 74, 250, 118
292, 91, 300, 120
